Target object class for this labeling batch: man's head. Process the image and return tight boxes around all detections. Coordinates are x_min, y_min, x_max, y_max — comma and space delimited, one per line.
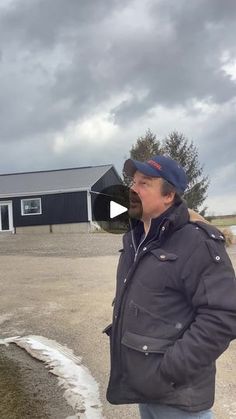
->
124, 155, 187, 221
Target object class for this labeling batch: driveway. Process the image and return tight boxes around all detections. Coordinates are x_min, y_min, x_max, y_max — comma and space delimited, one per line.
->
0, 233, 235, 418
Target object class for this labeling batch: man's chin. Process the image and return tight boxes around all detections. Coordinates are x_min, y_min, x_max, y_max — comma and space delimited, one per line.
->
128, 208, 143, 220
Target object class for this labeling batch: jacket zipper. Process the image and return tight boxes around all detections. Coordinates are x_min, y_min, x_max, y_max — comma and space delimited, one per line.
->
131, 220, 153, 262
117, 220, 165, 381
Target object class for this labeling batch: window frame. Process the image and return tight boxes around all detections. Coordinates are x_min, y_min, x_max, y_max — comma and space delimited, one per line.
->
21, 197, 42, 216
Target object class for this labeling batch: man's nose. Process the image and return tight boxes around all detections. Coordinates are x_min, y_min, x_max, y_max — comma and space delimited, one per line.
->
129, 188, 139, 199
130, 182, 138, 194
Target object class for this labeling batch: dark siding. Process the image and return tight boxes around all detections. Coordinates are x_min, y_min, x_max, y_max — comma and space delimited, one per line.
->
91, 167, 122, 193
0, 191, 88, 227
91, 167, 122, 221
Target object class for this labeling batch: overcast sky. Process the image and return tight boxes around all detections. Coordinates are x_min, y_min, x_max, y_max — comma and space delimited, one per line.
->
0, 0, 236, 215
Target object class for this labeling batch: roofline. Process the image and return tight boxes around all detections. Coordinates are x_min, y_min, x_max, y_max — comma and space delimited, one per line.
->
0, 187, 90, 199
91, 164, 122, 187
110, 164, 122, 183
0, 164, 113, 177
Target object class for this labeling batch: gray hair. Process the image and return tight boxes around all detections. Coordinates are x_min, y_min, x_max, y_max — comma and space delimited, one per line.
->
161, 178, 183, 204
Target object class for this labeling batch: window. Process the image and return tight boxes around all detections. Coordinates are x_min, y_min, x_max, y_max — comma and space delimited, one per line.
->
21, 198, 42, 216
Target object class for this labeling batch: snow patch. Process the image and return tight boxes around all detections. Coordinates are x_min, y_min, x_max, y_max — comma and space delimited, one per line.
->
0, 335, 104, 419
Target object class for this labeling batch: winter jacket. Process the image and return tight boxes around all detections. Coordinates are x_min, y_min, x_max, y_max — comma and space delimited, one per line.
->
104, 202, 236, 411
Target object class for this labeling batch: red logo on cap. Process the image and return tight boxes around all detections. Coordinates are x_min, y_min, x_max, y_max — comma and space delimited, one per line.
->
148, 160, 162, 170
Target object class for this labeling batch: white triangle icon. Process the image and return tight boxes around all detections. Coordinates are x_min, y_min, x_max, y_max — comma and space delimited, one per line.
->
110, 201, 127, 219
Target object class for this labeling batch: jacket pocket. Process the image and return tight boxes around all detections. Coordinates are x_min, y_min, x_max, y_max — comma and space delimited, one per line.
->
121, 331, 174, 399
128, 299, 185, 340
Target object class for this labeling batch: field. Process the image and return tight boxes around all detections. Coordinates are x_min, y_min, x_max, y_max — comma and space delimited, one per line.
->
211, 216, 236, 228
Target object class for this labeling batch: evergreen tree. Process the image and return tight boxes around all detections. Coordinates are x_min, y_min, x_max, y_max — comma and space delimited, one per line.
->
130, 129, 162, 161
162, 131, 209, 212
125, 129, 209, 212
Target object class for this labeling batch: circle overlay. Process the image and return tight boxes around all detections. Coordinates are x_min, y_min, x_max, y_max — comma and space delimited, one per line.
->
92, 184, 130, 233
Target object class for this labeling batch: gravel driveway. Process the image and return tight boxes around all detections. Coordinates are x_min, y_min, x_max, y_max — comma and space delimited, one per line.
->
0, 232, 235, 419
0, 231, 122, 258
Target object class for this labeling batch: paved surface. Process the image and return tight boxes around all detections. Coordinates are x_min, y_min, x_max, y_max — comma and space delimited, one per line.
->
0, 232, 235, 418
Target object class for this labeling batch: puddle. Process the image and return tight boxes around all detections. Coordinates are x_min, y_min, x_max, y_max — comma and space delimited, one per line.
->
0, 345, 74, 419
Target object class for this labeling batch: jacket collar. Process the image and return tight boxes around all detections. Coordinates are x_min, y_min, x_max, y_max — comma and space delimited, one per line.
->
129, 201, 189, 249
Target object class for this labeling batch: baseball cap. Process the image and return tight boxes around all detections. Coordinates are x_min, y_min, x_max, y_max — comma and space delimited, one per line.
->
123, 155, 188, 194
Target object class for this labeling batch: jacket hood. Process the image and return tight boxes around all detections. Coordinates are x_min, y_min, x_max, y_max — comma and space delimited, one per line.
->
188, 208, 210, 224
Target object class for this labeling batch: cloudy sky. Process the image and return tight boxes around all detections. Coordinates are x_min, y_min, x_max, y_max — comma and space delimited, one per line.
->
0, 0, 236, 215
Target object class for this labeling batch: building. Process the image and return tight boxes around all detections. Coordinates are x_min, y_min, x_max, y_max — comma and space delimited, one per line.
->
0, 164, 122, 233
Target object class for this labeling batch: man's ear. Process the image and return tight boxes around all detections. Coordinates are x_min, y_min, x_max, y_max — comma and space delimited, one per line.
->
164, 191, 176, 206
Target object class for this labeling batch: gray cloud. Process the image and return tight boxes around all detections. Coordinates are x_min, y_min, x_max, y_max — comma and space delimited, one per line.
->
112, 0, 236, 123
0, 0, 125, 141
0, 0, 236, 213
0, 0, 122, 48
1, 0, 236, 130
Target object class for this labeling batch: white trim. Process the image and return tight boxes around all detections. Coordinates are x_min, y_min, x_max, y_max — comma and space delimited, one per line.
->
0, 201, 13, 232
0, 187, 89, 199
21, 197, 42, 216
87, 190, 92, 223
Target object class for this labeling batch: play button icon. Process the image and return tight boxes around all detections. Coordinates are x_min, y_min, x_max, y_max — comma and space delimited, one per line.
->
92, 184, 130, 233
110, 201, 127, 219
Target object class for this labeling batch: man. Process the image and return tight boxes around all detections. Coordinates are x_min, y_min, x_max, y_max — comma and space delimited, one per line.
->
104, 155, 236, 419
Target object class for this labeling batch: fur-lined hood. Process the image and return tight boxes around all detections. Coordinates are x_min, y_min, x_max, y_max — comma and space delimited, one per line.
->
188, 209, 233, 246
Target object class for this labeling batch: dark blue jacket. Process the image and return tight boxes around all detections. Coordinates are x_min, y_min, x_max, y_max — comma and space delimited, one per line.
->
105, 202, 236, 411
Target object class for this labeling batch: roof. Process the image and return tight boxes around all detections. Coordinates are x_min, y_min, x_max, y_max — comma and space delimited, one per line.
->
0, 164, 118, 198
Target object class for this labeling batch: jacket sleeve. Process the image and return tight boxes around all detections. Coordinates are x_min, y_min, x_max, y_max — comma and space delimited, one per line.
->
160, 238, 236, 386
